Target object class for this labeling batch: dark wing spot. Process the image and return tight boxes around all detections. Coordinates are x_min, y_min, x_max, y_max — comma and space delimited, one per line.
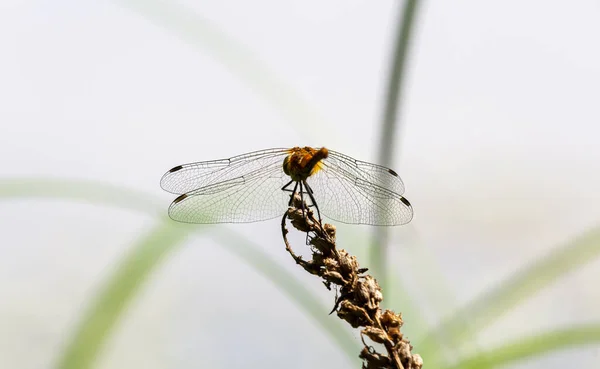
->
173, 193, 188, 204
400, 197, 411, 207
169, 165, 184, 173
388, 168, 398, 177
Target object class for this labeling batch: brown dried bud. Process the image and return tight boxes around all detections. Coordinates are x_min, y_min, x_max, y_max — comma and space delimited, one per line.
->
323, 223, 336, 238
362, 326, 388, 344
381, 310, 403, 328
323, 270, 346, 285
387, 326, 403, 342
337, 300, 374, 328
359, 347, 391, 368
338, 250, 357, 273
412, 354, 424, 369
323, 257, 339, 270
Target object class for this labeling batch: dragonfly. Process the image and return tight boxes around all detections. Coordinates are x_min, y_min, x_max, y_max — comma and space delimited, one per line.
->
160, 147, 413, 226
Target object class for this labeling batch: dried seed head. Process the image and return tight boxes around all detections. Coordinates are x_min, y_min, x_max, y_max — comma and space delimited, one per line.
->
281, 191, 421, 368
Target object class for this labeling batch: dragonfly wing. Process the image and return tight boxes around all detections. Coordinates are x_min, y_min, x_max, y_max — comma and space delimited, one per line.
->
167, 165, 290, 224
161, 148, 289, 194
324, 150, 406, 196
306, 168, 413, 226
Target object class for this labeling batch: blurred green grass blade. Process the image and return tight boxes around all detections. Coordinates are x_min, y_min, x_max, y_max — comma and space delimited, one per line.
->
371, 0, 422, 288
377, 0, 421, 163
55, 220, 189, 369
417, 226, 600, 362
447, 324, 600, 369
210, 228, 360, 363
368, 0, 428, 356
0, 177, 161, 214
386, 261, 456, 364
385, 233, 470, 365
116, 0, 332, 138
1, 177, 358, 365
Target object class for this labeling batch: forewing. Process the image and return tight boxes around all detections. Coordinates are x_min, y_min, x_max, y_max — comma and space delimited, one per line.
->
306, 166, 413, 225
324, 150, 406, 196
160, 148, 289, 194
167, 165, 290, 223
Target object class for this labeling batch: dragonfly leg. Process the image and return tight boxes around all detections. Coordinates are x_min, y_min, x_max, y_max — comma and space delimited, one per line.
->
283, 180, 318, 244
283, 180, 299, 206
298, 181, 314, 245
281, 179, 295, 193
298, 181, 307, 219
303, 181, 323, 225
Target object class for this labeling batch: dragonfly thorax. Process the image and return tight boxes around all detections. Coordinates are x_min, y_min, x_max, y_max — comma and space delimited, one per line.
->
283, 146, 329, 182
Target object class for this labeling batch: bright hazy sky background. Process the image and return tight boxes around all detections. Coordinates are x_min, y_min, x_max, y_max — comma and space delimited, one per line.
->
1, 1, 599, 368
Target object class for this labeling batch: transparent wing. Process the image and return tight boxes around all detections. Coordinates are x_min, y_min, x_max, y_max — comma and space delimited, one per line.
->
167, 164, 291, 224
307, 161, 413, 226
160, 148, 289, 195
324, 150, 405, 196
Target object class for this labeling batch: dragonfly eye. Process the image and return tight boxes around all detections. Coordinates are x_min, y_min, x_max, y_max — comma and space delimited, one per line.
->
282, 156, 291, 176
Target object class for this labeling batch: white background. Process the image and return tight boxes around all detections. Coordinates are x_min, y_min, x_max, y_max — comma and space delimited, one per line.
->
1, 0, 599, 368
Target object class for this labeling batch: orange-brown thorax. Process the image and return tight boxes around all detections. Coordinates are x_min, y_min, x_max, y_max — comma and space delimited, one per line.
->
283, 146, 329, 182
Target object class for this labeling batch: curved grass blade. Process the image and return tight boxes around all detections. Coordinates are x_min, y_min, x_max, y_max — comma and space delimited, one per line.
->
371, 0, 422, 288
0, 178, 358, 366
385, 250, 460, 365
55, 220, 188, 369
116, 0, 333, 139
210, 228, 360, 362
0, 177, 161, 214
446, 324, 600, 369
417, 226, 600, 363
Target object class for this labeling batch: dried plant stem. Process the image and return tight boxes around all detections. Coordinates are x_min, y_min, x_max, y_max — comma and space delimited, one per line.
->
281, 195, 423, 369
